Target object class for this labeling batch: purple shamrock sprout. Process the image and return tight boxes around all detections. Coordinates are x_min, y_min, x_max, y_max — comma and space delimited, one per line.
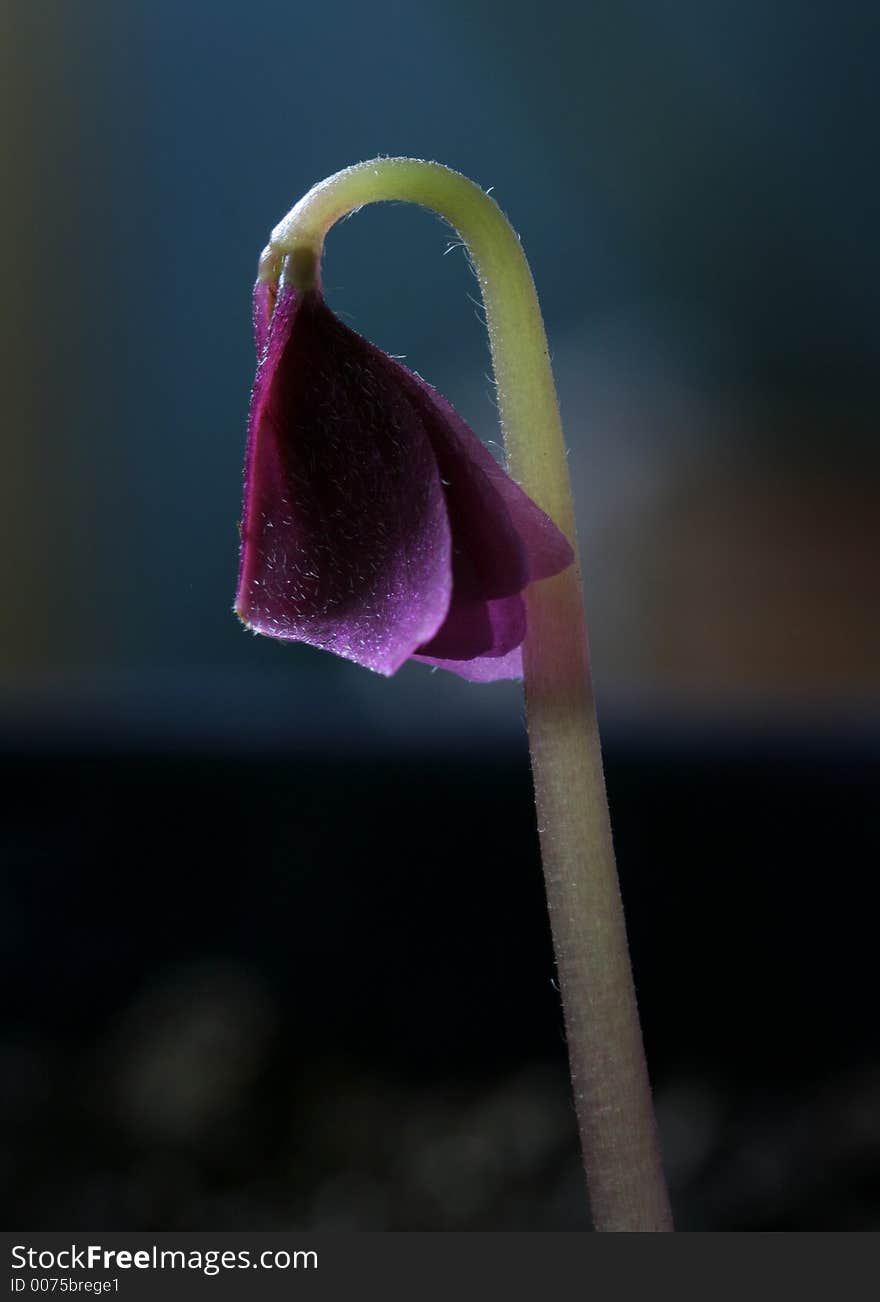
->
235, 280, 574, 680
235, 161, 673, 1230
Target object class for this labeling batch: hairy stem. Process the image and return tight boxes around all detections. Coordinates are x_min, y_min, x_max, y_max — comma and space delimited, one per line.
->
264, 157, 672, 1231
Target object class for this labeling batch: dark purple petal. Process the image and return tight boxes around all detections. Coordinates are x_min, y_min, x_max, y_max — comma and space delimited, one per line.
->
236, 287, 453, 676
400, 376, 530, 603
390, 361, 573, 677
407, 425, 529, 661
416, 589, 526, 660
400, 371, 575, 583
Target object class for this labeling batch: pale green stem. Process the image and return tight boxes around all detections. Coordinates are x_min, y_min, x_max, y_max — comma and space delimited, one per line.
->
263, 158, 672, 1231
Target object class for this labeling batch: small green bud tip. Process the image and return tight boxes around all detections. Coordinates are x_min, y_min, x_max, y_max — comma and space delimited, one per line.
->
257, 243, 281, 285
258, 240, 321, 293
279, 244, 322, 294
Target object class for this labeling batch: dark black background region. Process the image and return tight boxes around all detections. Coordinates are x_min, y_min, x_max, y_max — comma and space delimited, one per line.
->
2, 725, 876, 1230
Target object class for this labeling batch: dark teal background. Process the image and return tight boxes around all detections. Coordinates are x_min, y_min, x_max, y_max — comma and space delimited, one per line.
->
4, 1, 877, 701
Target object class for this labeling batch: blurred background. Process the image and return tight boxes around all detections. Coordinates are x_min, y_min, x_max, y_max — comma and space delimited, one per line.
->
1, 0, 878, 1229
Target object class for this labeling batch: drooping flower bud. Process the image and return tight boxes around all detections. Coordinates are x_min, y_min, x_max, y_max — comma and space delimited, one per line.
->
235, 283, 573, 680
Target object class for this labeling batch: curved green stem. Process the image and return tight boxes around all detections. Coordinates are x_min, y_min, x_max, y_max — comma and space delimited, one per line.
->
264, 158, 672, 1231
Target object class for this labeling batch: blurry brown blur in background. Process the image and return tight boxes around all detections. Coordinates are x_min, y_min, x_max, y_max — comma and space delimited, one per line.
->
1, 1, 878, 1230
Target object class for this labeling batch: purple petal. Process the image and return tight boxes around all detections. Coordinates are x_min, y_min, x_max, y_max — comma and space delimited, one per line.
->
400, 376, 530, 603
415, 645, 524, 682
400, 370, 575, 582
416, 589, 526, 660
236, 288, 453, 676
408, 420, 529, 660
237, 283, 574, 684
389, 360, 573, 678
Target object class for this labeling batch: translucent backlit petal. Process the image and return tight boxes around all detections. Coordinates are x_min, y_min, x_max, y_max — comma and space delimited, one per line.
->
236, 289, 452, 675
235, 286, 574, 682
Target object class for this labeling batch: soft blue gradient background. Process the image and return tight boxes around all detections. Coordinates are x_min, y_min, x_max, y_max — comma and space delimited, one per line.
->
2, 0, 877, 750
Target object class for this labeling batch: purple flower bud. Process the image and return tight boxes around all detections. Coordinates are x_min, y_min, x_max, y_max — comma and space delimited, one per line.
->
235, 282, 574, 680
